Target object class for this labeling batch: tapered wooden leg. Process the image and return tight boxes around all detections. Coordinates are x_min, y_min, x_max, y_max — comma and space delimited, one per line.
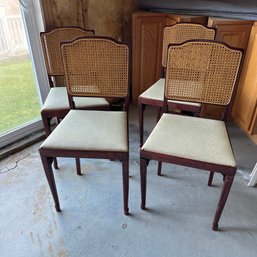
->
76, 158, 82, 175
42, 117, 51, 137
212, 174, 235, 231
138, 103, 145, 147
208, 171, 214, 186
156, 108, 163, 175
41, 156, 61, 212
53, 158, 59, 169
42, 117, 59, 169
156, 107, 162, 122
157, 162, 162, 176
140, 158, 148, 210
122, 160, 129, 215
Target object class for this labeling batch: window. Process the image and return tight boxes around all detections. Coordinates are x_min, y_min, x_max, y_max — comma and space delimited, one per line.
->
0, 0, 49, 147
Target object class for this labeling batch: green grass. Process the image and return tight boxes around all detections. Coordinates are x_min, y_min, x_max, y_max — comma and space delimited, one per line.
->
0, 58, 41, 135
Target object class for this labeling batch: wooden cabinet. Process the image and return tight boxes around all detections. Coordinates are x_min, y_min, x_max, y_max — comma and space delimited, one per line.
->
201, 17, 253, 119
232, 22, 257, 142
132, 11, 207, 101
208, 17, 253, 49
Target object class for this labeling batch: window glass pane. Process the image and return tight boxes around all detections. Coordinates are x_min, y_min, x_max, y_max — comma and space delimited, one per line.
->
0, 1, 41, 135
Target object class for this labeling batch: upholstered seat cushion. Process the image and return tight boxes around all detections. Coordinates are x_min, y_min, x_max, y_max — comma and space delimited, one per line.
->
139, 78, 201, 107
40, 110, 128, 152
41, 87, 109, 111
142, 113, 236, 167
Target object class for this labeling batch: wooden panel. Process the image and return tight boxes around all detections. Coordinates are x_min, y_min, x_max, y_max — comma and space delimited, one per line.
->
167, 14, 207, 25
41, 0, 88, 30
201, 17, 253, 119
208, 18, 253, 49
132, 12, 166, 100
232, 23, 257, 135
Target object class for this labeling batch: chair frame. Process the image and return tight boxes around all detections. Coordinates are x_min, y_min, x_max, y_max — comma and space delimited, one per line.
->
138, 23, 216, 146
140, 40, 244, 230
39, 37, 130, 215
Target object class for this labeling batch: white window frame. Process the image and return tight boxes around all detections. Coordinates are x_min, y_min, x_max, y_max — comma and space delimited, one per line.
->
0, 0, 49, 148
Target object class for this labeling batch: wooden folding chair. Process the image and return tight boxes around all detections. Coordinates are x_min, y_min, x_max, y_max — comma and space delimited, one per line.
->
39, 37, 129, 214
140, 40, 243, 230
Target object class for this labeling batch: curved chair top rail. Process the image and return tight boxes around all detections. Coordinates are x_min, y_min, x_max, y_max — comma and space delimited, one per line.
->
162, 23, 216, 67
40, 27, 95, 76
61, 37, 129, 99
164, 40, 242, 108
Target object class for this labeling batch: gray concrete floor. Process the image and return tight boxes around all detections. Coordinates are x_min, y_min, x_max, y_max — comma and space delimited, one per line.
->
0, 104, 257, 257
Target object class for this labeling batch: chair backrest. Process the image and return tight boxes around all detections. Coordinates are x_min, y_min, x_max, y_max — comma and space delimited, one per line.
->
162, 23, 216, 68
40, 27, 94, 77
61, 37, 129, 109
164, 40, 242, 120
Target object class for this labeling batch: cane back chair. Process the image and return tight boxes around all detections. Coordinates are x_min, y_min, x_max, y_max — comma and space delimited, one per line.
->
39, 37, 130, 214
40, 27, 110, 169
40, 28, 110, 164
140, 40, 243, 230
138, 23, 216, 146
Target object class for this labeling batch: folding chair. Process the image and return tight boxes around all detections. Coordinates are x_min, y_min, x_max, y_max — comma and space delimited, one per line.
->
140, 40, 243, 230
39, 37, 130, 214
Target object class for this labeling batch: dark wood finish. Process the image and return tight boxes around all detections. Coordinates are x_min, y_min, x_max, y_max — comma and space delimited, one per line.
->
208, 171, 214, 186
140, 150, 236, 231
41, 0, 88, 30
39, 38, 130, 214
140, 41, 243, 230
132, 11, 207, 101
201, 17, 253, 119
41, 156, 60, 211
40, 149, 129, 214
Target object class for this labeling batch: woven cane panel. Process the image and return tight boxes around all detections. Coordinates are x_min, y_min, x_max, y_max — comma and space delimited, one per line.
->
162, 24, 215, 67
41, 28, 94, 76
165, 41, 242, 106
61, 38, 129, 98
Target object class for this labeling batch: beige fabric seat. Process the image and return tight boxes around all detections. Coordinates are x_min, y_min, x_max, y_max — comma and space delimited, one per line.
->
41, 87, 109, 111
142, 113, 236, 167
140, 78, 201, 107
41, 110, 128, 152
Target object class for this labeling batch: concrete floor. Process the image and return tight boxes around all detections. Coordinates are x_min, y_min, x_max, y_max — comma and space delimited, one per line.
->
0, 105, 257, 257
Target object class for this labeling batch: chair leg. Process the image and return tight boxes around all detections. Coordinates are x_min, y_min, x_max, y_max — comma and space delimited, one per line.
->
157, 162, 162, 176
42, 117, 59, 169
140, 158, 148, 210
41, 156, 61, 212
122, 160, 129, 215
212, 174, 235, 231
156, 107, 162, 122
208, 171, 214, 186
76, 158, 82, 175
138, 103, 145, 147
156, 108, 163, 175
42, 117, 51, 136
